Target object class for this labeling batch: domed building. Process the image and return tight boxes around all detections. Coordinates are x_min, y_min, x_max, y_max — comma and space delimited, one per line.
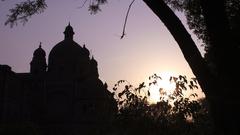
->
0, 24, 117, 135
30, 43, 47, 74
48, 24, 93, 78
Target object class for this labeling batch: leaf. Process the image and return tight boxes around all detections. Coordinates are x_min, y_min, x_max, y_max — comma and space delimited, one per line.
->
191, 77, 198, 84
184, 78, 188, 84
118, 91, 125, 98
173, 77, 178, 82
179, 75, 183, 80
194, 85, 198, 89
139, 82, 145, 89
180, 83, 186, 90
190, 81, 194, 86
153, 80, 157, 85
147, 90, 150, 96
118, 101, 124, 105
188, 85, 193, 90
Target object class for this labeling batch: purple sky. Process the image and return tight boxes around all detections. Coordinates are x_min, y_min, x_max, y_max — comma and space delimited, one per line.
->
0, 0, 205, 96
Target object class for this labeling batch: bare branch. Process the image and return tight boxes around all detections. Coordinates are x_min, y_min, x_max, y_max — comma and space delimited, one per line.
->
121, 0, 135, 39
78, 0, 88, 8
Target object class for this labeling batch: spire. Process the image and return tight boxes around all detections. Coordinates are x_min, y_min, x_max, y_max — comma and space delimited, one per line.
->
82, 44, 90, 56
39, 42, 42, 48
64, 22, 75, 40
91, 56, 98, 66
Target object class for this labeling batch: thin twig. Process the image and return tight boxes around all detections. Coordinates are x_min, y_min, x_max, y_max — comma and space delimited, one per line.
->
121, 0, 136, 39
78, 0, 88, 8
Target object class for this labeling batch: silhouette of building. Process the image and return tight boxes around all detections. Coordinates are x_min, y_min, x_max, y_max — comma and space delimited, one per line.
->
0, 24, 117, 135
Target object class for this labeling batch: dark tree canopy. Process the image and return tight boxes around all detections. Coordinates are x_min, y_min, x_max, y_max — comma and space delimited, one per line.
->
163, 0, 240, 64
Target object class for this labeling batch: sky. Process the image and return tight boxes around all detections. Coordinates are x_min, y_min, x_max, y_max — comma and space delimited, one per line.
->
0, 0, 205, 98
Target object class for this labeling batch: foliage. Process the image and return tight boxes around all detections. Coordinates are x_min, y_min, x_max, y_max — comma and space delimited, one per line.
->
164, 0, 209, 46
2, 0, 109, 27
111, 74, 214, 135
87, 0, 107, 14
163, 0, 240, 60
4, 0, 47, 27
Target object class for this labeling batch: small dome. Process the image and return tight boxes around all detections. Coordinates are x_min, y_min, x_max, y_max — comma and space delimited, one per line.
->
91, 56, 98, 66
83, 44, 90, 56
34, 43, 46, 57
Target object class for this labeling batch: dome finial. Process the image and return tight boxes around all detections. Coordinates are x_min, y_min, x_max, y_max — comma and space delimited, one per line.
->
91, 55, 95, 60
39, 42, 42, 48
64, 23, 74, 40
68, 22, 71, 26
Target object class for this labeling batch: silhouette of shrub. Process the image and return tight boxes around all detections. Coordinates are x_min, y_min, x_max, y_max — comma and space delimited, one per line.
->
111, 74, 214, 135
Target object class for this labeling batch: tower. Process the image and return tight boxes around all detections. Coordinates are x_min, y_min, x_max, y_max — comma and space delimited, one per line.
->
64, 22, 75, 40
30, 42, 47, 74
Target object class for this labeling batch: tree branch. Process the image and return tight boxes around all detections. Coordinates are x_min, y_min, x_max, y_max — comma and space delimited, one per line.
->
121, 0, 135, 39
5, 0, 47, 27
142, 0, 216, 99
78, 0, 88, 8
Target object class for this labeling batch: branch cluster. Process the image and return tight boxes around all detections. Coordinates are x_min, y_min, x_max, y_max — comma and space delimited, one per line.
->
5, 0, 47, 27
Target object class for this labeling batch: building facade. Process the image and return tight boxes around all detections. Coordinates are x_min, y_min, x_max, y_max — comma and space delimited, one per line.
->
0, 24, 117, 135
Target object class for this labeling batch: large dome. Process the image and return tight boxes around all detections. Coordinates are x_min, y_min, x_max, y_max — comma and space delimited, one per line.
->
48, 24, 92, 77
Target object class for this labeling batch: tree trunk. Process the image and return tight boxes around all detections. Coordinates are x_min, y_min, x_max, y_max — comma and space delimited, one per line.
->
142, 0, 230, 134
142, 0, 216, 98
200, 0, 240, 135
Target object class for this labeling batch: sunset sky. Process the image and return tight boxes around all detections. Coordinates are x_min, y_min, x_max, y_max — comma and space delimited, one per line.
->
0, 0, 205, 98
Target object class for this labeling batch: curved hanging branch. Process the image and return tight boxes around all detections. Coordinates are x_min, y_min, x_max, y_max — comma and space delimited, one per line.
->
121, 0, 136, 39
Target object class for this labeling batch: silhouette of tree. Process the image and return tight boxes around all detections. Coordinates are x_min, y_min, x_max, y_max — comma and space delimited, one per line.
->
111, 74, 214, 135
149, 1, 240, 135
2, 0, 240, 134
